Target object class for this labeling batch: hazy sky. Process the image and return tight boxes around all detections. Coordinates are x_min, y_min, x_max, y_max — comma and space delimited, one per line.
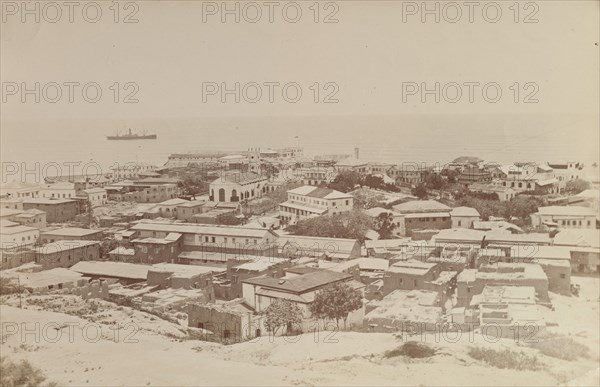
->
1, 0, 598, 121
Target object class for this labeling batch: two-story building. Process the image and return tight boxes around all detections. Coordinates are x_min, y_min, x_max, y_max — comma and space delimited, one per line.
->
531, 206, 597, 229
279, 186, 353, 223
392, 200, 452, 237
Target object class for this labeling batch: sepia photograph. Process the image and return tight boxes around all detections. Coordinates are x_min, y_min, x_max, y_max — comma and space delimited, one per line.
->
0, 0, 599, 386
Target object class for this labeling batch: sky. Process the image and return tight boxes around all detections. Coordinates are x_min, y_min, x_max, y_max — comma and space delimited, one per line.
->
0, 0, 599, 165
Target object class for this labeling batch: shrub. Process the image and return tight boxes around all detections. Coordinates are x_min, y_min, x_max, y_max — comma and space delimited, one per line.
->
530, 334, 589, 361
0, 357, 56, 387
384, 342, 436, 359
468, 347, 542, 371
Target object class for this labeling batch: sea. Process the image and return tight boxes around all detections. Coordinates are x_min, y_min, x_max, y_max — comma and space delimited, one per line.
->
1, 115, 599, 183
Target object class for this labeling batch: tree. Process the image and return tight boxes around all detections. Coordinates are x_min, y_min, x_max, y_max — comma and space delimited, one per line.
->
374, 212, 396, 239
263, 299, 304, 336
412, 184, 428, 199
99, 238, 119, 259
424, 174, 446, 190
216, 212, 242, 225
328, 171, 362, 193
287, 210, 372, 242
309, 282, 363, 329
442, 169, 460, 183
177, 176, 208, 199
505, 196, 540, 219
565, 179, 591, 194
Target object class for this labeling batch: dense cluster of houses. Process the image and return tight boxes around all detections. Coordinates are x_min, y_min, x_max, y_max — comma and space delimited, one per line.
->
1, 149, 599, 344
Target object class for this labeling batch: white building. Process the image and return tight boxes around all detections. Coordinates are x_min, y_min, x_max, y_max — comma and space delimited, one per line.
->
468, 183, 516, 201
1, 223, 40, 250
531, 206, 597, 229
39, 182, 77, 200
209, 172, 269, 203
110, 163, 157, 181
450, 207, 481, 229
81, 188, 107, 207
0, 182, 40, 199
279, 186, 354, 223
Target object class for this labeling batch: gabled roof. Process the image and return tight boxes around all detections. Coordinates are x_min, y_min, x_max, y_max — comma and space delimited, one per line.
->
70, 261, 151, 280
287, 185, 352, 200
41, 227, 102, 237
537, 206, 597, 217
34, 240, 99, 253
130, 221, 277, 239
387, 259, 437, 275
336, 157, 367, 167
392, 200, 451, 214
211, 172, 267, 184
469, 183, 515, 193
242, 269, 351, 294
277, 234, 359, 253
450, 207, 480, 217
553, 229, 600, 249
159, 198, 190, 206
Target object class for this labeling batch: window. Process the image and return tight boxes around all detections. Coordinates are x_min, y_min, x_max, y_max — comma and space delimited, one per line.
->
211, 237, 215, 243
560, 273, 566, 279
458, 221, 462, 226
224, 237, 228, 243
205, 236, 209, 242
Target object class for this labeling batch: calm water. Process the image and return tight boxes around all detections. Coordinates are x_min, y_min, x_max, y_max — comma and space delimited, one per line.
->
1, 115, 598, 182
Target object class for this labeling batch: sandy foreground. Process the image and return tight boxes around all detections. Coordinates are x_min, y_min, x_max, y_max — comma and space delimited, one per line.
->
1, 277, 598, 386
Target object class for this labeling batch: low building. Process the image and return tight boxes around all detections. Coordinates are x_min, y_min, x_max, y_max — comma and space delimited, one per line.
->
531, 206, 597, 229
456, 263, 549, 307
22, 198, 80, 223
242, 270, 353, 316
156, 198, 190, 218
80, 188, 107, 207
148, 263, 224, 290
209, 172, 269, 203
108, 247, 135, 262
1, 223, 39, 250
472, 220, 523, 234
279, 185, 354, 223
468, 183, 516, 201
1, 208, 46, 229
277, 235, 362, 261
392, 200, 452, 237
38, 182, 77, 200
450, 207, 481, 229
553, 228, 600, 275
297, 166, 338, 186
131, 233, 184, 264
130, 222, 279, 257
0, 181, 40, 199
34, 240, 100, 269
70, 261, 151, 284
40, 227, 103, 243
335, 155, 368, 174
176, 200, 206, 221
469, 285, 546, 339
188, 299, 262, 344
219, 256, 290, 300
364, 289, 442, 333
